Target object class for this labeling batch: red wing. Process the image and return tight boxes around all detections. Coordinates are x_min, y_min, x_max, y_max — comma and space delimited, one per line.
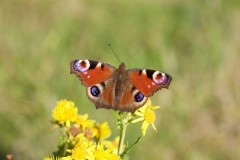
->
70, 59, 116, 86
127, 68, 172, 96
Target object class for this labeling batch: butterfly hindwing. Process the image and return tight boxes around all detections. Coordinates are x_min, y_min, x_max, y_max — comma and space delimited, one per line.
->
127, 68, 172, 97
86, 81, 115, 110
117, 81, 148, 112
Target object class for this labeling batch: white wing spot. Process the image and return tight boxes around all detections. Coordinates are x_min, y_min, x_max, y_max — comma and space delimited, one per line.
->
96, 62, 101, 68
142, 69, 147, 75
148, 85, 151, 88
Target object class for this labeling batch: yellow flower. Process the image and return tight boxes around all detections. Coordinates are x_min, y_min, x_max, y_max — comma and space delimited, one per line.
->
75, 114, 95, 129
95, 122, 111, 141
52, 99, 78, 127
75, 114, 96, 139
103, 136, 120, 154
71, 145, 91, 160
69, 135, 96, 160
93, 143, 120, 160
132, 99, 160, 135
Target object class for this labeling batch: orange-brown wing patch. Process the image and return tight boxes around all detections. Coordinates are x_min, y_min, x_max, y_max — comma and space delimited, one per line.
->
99, 85, 114, 108
128, 70, 160, 96
117, 83, 148, 112
118, 89, 132, 107
80, 66, 113, 86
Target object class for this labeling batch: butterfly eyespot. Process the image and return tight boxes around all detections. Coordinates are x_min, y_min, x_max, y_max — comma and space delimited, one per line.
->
134, 92, 145, 102
90, 86, 101, 97
152, 72, 169, 85
73, 60, 79, 68
87, 84, 104, 101
73, 60, 90, 72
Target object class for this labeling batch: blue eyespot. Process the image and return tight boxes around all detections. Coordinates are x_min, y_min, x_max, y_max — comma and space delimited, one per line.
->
90, 86, 101, 97
134, 92, 144, 102
73, 60, 79, 70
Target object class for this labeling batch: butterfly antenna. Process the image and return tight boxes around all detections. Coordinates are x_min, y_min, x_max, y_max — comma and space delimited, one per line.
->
109, 43, 121, 63
128, 45, 143, 60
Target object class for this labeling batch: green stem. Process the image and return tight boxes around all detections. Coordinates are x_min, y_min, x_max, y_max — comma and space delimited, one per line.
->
120, 135, 142, 158
118, 112, 128, 155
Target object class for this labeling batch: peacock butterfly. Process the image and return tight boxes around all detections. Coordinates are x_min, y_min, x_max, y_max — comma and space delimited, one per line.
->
70, 59, 172, 112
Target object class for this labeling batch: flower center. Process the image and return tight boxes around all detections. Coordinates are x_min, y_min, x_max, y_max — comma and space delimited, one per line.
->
144, 109, 155, 123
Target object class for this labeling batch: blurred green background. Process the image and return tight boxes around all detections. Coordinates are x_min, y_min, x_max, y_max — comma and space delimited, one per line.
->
0, 0, 240, 159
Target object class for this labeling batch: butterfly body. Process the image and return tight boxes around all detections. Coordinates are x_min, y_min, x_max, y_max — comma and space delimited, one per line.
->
70, 59, 172, 112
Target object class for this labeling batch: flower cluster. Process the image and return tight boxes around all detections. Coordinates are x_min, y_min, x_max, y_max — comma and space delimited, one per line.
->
44, 99, 159, 160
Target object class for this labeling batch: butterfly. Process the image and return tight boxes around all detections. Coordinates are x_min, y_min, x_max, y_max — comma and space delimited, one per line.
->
70, 59, 172, 112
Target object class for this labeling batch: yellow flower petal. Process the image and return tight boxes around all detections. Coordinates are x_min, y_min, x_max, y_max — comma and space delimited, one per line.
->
134, 111, 144, 117
151, 123, 157, 132
131, 117, 144, 123
70, 136, 96, 160
95, 122, 111, 141
102, 136, 120, 154
141, 121, 149, 136
93, 143, 120, 160
75, 114, 95, 129
60, 156, 72, 160
150, 105, 160, 110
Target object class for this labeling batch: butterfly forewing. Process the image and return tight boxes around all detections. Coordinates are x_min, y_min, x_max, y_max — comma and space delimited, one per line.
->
70, 59, 116, 86
127, 68, 172, 97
